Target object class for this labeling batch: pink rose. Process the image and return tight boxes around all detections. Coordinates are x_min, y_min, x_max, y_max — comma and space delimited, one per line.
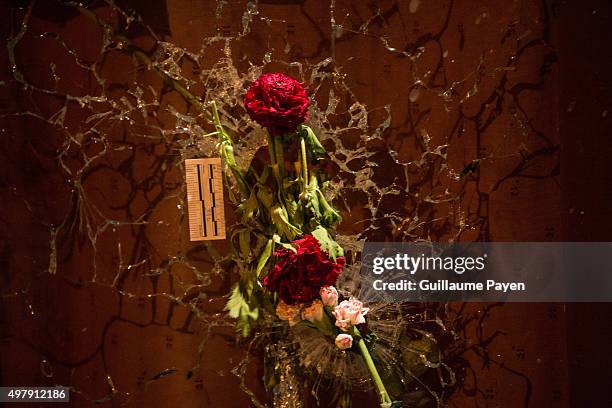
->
332, 297, 369, 332
335, 333, 353, 350
320, 286, 339, 307
301, 300, 324, 323
276, 300, 302, 326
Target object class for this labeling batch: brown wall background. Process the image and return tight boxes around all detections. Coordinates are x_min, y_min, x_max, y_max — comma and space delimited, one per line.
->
1, 0, 611, 407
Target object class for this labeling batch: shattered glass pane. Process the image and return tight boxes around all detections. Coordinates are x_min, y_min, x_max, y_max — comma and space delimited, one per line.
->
0, 0, 568, 407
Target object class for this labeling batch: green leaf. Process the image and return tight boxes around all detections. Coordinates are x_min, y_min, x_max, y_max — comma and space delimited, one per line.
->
316, 189, 342, 226
300, 125, 326, 158
311, 225, 344, 261
272, 233, 298, 253
304, 178, 322, 219
284, 196, 304, 229
256, 184, 274, 208
225, 285, 255, 319
210, 101, 250, 197
304, 174, 341, 227
225, 285, 259, 337
239, 187, 260, 222
255, 239, 274, 277
271, 204, 302, 241
219, 140, 250, 196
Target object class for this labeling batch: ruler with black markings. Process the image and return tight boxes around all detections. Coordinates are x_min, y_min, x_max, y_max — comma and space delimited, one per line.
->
185, 158, 226, 241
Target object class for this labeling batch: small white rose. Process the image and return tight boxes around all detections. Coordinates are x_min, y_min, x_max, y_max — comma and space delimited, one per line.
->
335, 333, 353, 350
320, 286, 339, 307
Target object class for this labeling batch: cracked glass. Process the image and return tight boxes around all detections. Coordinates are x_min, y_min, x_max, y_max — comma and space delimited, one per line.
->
0, 1, 569, 407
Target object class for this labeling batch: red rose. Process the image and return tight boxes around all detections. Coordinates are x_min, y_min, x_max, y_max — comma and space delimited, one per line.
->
244, 72, 310, 136
262, 234, 344, 304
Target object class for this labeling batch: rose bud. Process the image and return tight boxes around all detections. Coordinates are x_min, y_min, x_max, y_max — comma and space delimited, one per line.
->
335, 333, 353, 350
301, 300, 324, 323
320, 286, 339, 307
276, 300, 303, 326
332, 297, 369, 332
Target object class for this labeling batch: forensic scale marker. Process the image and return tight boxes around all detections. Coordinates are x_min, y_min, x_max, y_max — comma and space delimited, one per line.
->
185, 158, 226, 241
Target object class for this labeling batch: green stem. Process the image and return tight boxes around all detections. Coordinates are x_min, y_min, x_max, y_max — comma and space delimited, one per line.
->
267, 132, 284, 204
265, 132, 290, 235
266, 131, 277, 166
353, 327, 393, 407
210, 101, 222, 132
210, 101, 250, 196
299, 136, 309, 197
274, 136, 285, 180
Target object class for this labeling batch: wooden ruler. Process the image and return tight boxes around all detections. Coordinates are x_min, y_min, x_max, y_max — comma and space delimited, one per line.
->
185, 158, 226, 241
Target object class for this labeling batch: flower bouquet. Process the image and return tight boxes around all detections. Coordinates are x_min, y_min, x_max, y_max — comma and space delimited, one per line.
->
207, 72, 442, 407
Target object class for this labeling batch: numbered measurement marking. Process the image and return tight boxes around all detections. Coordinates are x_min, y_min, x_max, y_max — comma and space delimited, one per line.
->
185, 158, 226, 241
0, 387, 69, 402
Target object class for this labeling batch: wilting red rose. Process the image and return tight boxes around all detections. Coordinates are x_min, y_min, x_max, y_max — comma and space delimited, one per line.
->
244, 72, 310, 136
262, 234, 344, 304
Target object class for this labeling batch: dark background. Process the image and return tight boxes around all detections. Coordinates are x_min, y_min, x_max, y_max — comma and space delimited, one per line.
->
1, 0, 611, 407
